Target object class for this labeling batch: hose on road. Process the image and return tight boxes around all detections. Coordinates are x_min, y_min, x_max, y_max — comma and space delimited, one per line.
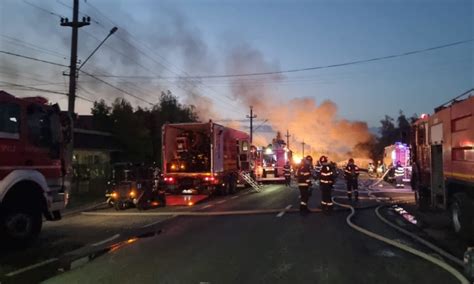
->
374, 205, 464, 267
332, 197, 469, 284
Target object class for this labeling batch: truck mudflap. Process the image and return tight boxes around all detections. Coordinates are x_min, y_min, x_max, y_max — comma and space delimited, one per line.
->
48, 192, 68, 212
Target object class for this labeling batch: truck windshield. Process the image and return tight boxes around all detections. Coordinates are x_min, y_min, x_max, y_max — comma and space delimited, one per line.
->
0, 102, 20, 139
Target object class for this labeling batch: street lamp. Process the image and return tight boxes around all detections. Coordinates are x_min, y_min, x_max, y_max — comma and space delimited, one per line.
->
78, 26, 118, 71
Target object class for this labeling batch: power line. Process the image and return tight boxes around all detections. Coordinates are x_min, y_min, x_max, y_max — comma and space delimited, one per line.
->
80, 70, 154, 105
91, 38, 473, 79
56, 0, 102, 25
0, 50, 68, 67
82, 1, 244, 115
23, 0, 64, 18
0, 50, 154, 104
0, 80, 67, 95
0, 34, 68, 59
0, 80, 95, 103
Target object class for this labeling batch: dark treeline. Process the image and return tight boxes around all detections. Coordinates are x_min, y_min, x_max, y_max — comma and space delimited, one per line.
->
355, 111, 418, 162
90, 90, 199, 163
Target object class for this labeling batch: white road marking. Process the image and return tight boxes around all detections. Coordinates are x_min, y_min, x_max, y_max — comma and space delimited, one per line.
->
276, 205, 293, 218
5, 258, 58, 277
91, 234, 120, 247
82, 209, 283, 217
231, 195, 239, 199
201, 204, 214, 209
141, 215, 177, 229
216, 199, 227, 204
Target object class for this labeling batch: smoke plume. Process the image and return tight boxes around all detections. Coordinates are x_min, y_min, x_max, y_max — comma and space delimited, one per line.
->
225, 44, 372, 160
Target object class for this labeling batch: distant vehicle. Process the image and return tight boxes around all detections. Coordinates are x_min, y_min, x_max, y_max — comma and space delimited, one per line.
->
411, 89, 474, 239
254, 140, 290, 183
106, 163, 165, 210
0, 91, 70, 244
162, 121, 251, 195
383, 142, 411, 182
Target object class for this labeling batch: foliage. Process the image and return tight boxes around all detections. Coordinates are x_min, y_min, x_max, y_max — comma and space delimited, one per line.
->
90, 91, 199, 163
358, 111, 418, 161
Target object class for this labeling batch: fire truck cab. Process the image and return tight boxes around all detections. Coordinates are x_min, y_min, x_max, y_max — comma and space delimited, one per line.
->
0, 91, 69, 244
411, 90, 474, 238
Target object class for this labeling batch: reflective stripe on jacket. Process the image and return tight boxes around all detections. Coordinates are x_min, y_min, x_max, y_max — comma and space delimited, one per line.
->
319, 165, 334, 185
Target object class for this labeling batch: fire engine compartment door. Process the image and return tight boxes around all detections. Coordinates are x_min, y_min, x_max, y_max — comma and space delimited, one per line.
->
212, 124, 225, 173
430, 145, 446, 209
430, 123, 443, 144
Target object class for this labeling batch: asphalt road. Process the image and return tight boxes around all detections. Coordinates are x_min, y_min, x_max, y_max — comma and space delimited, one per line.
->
1, 175, 465, 284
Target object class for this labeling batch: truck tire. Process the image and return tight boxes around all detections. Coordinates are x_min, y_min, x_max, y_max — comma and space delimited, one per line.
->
0, 206, 42, 245
450, 193, 474, 240
413, 183, 429, 211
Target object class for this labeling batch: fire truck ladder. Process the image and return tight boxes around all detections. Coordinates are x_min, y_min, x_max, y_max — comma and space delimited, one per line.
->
240, 172, 262, 193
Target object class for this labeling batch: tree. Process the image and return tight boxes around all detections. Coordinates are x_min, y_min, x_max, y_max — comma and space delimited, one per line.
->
91, 99, 112, 131
363, 111, 420, 161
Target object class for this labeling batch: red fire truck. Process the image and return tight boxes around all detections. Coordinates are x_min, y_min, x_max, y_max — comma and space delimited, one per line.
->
162, 121, 251, 197
0, 91, 70, 244
254, 140, 289, 183
411, 89, 474, 238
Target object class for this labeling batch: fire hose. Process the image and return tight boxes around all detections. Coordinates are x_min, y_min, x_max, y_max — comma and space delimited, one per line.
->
332, 197, 470, 284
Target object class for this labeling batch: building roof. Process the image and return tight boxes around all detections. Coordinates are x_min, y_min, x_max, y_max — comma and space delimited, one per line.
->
73, 115, 120, 151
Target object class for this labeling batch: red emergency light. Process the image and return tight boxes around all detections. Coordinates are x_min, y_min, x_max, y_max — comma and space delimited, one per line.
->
164, 177, 174, 183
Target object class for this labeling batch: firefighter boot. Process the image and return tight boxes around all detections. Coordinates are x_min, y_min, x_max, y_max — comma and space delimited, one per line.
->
354, 190, 359, 202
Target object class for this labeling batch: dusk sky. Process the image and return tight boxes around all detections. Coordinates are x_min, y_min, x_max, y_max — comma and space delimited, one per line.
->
0, 0, 472, 128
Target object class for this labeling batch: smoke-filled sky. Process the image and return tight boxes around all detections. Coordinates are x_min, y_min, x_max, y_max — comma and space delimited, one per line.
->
0, 0, 472, 157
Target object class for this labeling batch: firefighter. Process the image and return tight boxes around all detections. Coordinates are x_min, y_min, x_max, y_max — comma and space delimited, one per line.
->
283, 161, 291, 186
297, 157, 312, 215
305, 155, 314, 196
318, 155, 335, 212
394, 161, 405, 188
376, 160, 384, 178
344, 158, 360, 201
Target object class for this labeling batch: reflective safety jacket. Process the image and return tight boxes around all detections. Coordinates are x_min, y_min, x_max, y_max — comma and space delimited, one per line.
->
344, 164, 360, 181
394, 166, 404, 177
319, 164, 334, 185
297, 165, 311, 187
283, 165, 291, 177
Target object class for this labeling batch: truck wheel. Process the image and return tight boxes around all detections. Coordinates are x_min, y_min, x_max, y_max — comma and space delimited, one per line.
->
414, 184, 429, 212
450, 193, 474, 239
0, 207, 42, 245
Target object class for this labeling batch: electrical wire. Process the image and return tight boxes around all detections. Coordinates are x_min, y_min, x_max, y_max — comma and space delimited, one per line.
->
0, 80, 94, 103
93, 38, 473, 79
82, 1, 244, 114
79, 70, 154, 105
0, 50, 154, 105
0, 50, 68, 67
22, 0, 64, 19
0, 34, 68, 59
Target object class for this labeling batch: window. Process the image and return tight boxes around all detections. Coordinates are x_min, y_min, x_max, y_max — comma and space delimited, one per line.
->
452, 115, 471, 132
452, 147, 474, 162
0, 102, 20, 139
27, 105, 52, 147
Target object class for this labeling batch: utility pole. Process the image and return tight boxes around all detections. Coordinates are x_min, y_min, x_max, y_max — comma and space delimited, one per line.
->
302, 140, 305, 157
285, 129, 291, 149
246, 106, 257, 144
61, 0, 90, 174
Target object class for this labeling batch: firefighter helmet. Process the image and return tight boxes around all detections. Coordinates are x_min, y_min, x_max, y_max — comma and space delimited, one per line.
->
348, 158, 354, 164
319, 155, 328, 164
